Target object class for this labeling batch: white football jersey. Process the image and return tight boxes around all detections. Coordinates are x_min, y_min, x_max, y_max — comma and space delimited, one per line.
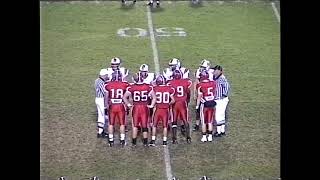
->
143, 73, 156, 85
195, 68, 215, 81
105, 67, 129, 81
163, 67, 190, 81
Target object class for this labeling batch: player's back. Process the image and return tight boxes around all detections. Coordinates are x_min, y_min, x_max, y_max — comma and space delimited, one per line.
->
168, 79, 191, 102
153, 85, 174, 109
197, 80, 216, 101
106, 81, 128, 104
128, 83, 152, 105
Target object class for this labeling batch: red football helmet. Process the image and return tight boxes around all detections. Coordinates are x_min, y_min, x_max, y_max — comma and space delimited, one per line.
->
172, 69, 183, 79
111, 70, 122, 81
132, 72, 144, 84
199, 70, 209, 81
155, 75, 166, 85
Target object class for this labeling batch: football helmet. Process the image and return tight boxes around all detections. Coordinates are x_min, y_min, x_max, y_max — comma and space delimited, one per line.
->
132, 72, 144, 84
110, 57, 121, 70
111, 70, 122, 81
199, 70, 209, 81
168, 58, 180, 70
172, 69, 183, 80
199, 59, 210, 70
139, 64, 149, 78
155, 75, 166, 85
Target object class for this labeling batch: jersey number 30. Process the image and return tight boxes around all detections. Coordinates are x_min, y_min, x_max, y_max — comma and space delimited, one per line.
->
156, 92, 170, 103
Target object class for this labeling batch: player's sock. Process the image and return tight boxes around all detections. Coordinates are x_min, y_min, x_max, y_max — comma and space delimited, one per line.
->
221, 124, 225, 133
152, 136, 156, 141
120, 133, 125, 141
216, 125, 221, 134
163, 136, 167, 141
109, 134, 114, 141
143, 138, 148, 145
172, 125, 177, 141
208, 131, 213, 141
132, 138, 137, 145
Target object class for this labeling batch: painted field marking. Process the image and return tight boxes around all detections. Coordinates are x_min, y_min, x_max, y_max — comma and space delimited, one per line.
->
271, 2, 280, 23
146, 5, 173, 180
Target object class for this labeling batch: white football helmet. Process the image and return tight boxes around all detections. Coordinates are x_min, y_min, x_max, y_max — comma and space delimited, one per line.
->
199, 59, 210, 70
110, 57, 121, 70
169, 58, 180, 70
139, 64, 149, 72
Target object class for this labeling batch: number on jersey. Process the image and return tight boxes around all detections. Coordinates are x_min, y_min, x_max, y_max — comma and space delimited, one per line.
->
133, 91, 148, 101
156, 92, 170, 103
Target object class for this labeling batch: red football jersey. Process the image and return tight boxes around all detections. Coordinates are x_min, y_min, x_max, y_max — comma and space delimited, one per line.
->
105, 81, 129, 105
197, 80, 216, 101
153, 85, 175, 109
127, 83, 153, 105
167, 79, 192, 102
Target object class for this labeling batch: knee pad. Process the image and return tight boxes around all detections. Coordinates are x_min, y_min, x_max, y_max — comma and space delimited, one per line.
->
142, 128, 148, 132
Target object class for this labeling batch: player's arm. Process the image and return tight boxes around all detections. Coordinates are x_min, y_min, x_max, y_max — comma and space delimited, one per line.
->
122, 90, 132, 108
169, 88, 175, 105
104, 91, 109, 112
193, 79, 199, 100
148, 90, 156, 108
196, 86, 202, 109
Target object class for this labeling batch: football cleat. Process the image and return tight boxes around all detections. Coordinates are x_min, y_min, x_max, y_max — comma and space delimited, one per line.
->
207, 135, 213, 142
147, 1, 153, 6
149, 140, 156, 146
163, 141, 167, 146
97, 131, 108, 138
186, 137, 192, 144
91, 176, 100, 180
120, 140, 126, 147
109, 141, 114, 147
213, 132, 222, 137
193, 124, 199, 131
59, 177, 66, 180
201, 136, 207, 142
156, 1, 160, 6
221, 132, 226, 136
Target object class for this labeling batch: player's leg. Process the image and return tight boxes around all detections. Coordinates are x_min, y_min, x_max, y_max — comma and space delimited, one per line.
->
141, 106, 149, 146
207, 108, 214, 142
132, 106, 139, 146
149, 109, 159, 146
96, 97, 106, 138
220, 98, 229, 135
214, 99, 223, 137
162, 109, 169, 146
119, 105, 126, 146
181, 102, 191, 143
147, 0, 153, 6
171, 103, 178, 144
193, 107, 201, 131
200, 104, 207, 142
108, 106, 115, 146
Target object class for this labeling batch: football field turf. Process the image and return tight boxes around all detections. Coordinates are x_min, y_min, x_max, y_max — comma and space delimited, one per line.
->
40, 1, 280, 179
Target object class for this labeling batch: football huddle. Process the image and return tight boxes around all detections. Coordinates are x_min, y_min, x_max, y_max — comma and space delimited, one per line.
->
94, 57, 230, 147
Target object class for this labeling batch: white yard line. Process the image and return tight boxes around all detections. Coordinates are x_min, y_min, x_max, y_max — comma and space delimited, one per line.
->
146, 6, 173, 180
271, 2, 280, 23
146, 6, 160, 75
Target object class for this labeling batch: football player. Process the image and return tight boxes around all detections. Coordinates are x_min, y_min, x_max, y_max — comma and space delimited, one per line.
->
104, 57, 129, 81
105, 70, 129, 147
123, 72, 153, 146
196, 70, 217, 142
167, 69, 192, 144
193, 59, 215, 131
163, 58, 190, 82
148, 75, 175, 146
139, 64, 156, 85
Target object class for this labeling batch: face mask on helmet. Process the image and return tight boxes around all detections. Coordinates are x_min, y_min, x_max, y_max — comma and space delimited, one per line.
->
110, 57, 121, 70
172, 69, 183, 79
133, 73, 144, 84
156, 75, 166, 85
199, 70, 209, 81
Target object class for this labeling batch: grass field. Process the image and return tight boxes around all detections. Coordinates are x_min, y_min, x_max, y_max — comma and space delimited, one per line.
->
40, 1, 280, 179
